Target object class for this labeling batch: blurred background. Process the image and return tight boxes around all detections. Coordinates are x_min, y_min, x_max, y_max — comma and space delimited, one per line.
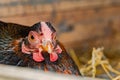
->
0, 0, 120, 72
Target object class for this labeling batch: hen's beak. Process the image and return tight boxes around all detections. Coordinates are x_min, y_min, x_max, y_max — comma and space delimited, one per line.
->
41, 41, 53, 53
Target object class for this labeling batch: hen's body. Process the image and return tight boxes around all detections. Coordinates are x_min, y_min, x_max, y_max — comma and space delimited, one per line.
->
0, 21, 80, 75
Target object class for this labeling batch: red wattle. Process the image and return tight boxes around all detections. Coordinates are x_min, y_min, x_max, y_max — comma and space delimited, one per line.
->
50, 52, 58, 62
33, 52, 44, 62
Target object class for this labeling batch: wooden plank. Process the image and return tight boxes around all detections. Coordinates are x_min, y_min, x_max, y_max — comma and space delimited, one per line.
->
0, 0, 119, 17
0, 64, 103, 80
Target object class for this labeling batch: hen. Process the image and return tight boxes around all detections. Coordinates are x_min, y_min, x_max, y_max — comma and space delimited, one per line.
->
0, 21, 80, 75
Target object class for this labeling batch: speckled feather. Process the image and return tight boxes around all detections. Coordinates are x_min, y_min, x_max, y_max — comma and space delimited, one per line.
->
0, 21, 80, 75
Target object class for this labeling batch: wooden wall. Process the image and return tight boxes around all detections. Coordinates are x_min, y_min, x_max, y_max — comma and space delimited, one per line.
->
0, 0, 120, 49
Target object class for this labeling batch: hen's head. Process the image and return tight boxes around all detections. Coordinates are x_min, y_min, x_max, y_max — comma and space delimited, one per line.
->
21, 22, 62, 62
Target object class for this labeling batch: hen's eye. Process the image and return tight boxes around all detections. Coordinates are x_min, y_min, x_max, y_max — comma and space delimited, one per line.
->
31, 35, 34, 40
28, 31, 39, 44
28, 34, 35, 42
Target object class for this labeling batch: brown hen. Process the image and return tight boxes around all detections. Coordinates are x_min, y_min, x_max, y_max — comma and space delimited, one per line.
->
0, 21, 80, 75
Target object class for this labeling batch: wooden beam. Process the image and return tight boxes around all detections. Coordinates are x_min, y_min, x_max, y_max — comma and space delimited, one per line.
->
0, 0, 119, 17
0, 64, 102, 80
